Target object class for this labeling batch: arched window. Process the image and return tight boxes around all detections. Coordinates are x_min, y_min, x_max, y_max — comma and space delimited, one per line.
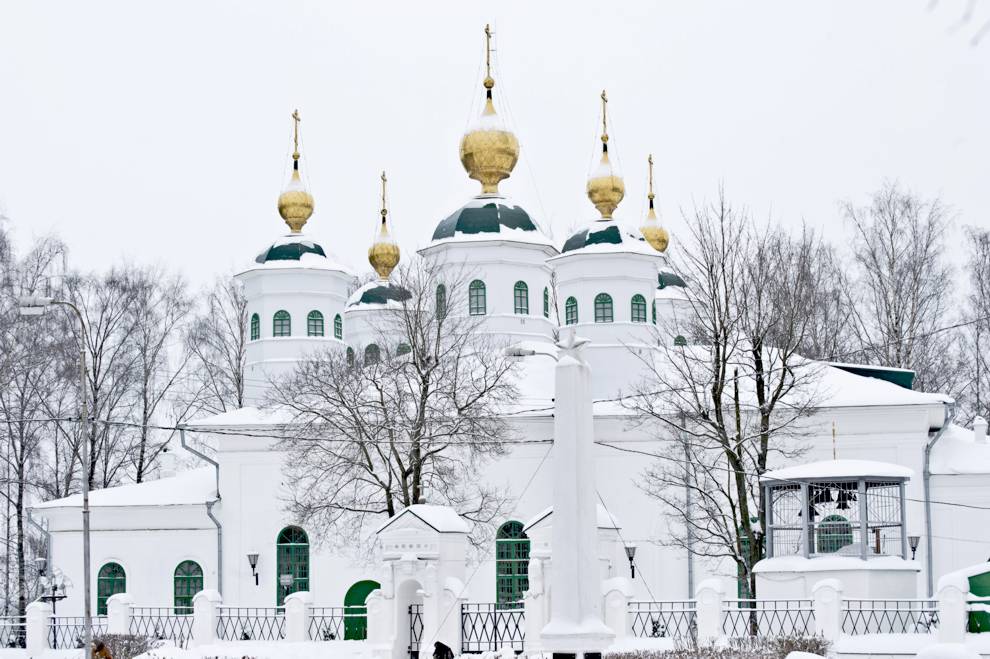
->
397, 342, 411, 356
173, 560, 203, 614
565, 297, 578, 325
346, 347, 355, 367
631, 294, 647, 323
307, 310, 324, 337
365, 344, 380, 364
343, 579, 381, 640
674, 335, 687, 347
250, 313, 260, 341
436, 284, 447, 319
594, 293, 613, 323
97, 562, 126, 615
543, 287, 549, 318
496, 521, 530, 610
276, 526, 309, 605
469, 280, 486, 316
652, 300, 657, 324
334, 314, 343, 339
816, 514, 854, 554
273, 310, 291, 337
513, 281, 529, 315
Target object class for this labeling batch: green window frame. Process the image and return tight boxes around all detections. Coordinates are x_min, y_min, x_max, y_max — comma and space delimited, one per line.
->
397, 342, 411, 356
365, 344, 380, 364
631, 294, 647, 323
565, 297, 578, 325
273, 310, 291, 337
250, 313, 260, 341
173, 560, 203, 614
436, 284, 447, 319
816, 514, 854, 554
674, 335, 687, 347
97, 562, 126, 615
307, 310, 324, 337
334, 314, 343, 339
652, 299, 657, 324
346, 347, 355, 367
594, 293, 613, 323
343, 579, 381, 640
543, 287, 549, 318
513, 281, 529, 315
276, 526, 309, 605
469, 280, 486, 316
495, 521, 530, 610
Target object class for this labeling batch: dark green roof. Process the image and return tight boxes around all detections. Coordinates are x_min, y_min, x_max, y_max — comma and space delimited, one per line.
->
433, 200, 538, 240
349, 284, 412, 307
658, 271, 687, 289
256, 239, 327, 263
562, 224, 623, 253
829, 363, 916, 390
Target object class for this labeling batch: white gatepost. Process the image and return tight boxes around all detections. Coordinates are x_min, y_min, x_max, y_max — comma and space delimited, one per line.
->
25, 600, 52, 655
811, 579, 842, 643
936, 578, 968, 645
191, 589, 222, 647
523, 555, 550, 654
284, 591, 313, 642
694, 578, 724, 645
602, 577, 634, 639
106, 593, 134, 635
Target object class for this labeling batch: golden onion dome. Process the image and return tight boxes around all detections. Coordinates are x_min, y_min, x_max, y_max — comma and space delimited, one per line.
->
640, 154, 669, 252
278, 109, 314, 233
459, 24, 519, 195
586, 90, 625, 219
368, 171, 400, 280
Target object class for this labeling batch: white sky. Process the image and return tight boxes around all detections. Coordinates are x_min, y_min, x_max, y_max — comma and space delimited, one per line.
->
1, 1, 988, 287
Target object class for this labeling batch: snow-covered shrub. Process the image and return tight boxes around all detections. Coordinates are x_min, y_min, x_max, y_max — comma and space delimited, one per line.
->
94, 634, 156, 659
604, 635, 830, 659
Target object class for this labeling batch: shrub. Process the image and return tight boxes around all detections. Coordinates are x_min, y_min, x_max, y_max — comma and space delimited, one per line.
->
93, 633, 157, 659
605, 635, 829, 659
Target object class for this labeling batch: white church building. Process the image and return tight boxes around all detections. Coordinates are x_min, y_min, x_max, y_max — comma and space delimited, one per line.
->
30, 31, 990, 650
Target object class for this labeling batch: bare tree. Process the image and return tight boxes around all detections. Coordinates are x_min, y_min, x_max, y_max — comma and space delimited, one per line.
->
268, 259, 517, 551
624, 192, 825, 598
960, 226, 990, 424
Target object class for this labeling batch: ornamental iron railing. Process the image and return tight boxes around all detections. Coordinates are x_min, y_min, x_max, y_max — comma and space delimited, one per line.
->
129, 607, 194, 647
460, 602, 525, 653
216, 606, 285, 641
0, 616, 25, 648
721, 599, 814, 638
51, 616, 108, 649
409, 604, 423, 659
629, 600, 697, 640
841, 599, 937, 635
309, 606, 351, 641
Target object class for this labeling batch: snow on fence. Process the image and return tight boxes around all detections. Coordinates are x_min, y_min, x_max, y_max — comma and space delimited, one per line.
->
460, 602, 525, 653
50, 615, 108, 649
628, 600, 696, 640
215, 606, 285, 641
308, 606, 346, 641
0, 616, 25, 648
840, 599, 938, 635
128, 606, 194, 647
720, 599, 815, 639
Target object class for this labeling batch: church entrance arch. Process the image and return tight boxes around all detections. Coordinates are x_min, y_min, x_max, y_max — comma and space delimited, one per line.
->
343, 579, 381, 640
395, 578, 424, 659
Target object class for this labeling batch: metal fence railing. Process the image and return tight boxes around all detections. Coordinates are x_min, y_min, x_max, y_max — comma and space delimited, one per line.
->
721, 599, 814, 638
460, 602, 525, 653
216, 607, 285, 641
841, 599, 937, 635
408, 604, 423, 659
629, 600, 697, 640
128, 607, 194, 647
50, 616, 108, 649
0, 616, 26, 648
309, 606, 346, 641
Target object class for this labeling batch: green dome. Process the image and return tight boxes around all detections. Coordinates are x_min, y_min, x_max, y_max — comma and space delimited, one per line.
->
255, 237, 327, 264
657, 271, 687, 289
432, 196, 546, 242
561, 220, 654, 255
347, 282, 412, 308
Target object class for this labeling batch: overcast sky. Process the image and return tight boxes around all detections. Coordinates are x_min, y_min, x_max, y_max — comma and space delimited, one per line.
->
1, 1, 987, 287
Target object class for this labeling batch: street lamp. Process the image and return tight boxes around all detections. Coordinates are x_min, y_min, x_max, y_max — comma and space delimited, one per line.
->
624, 544, 637, 579
39, 568, 70, 648
18, 295, 93, 659
247, 553, 259, 586
909, 535, 921, 560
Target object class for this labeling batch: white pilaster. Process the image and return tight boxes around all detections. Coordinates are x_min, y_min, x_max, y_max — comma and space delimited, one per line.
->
26, 600, 52, 655
106, 593, 134, 635
191, 589, 222, 647
811, 578, 842, 643
694, 578, 724, 645
284, 590, 313, 642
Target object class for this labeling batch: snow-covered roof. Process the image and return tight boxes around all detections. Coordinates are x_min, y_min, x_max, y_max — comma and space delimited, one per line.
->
35, 467, 216, 509
346, 280, 411, 309
427, 195, 555, 249
762, 459, 913, 483
238, 233, 355, 276
930, 423, 990, 475
376, 504, 469, 534
754, 555, 918, 573
557, 219, 660, 257
186, 405, 294, 429
523, 503, 621, 533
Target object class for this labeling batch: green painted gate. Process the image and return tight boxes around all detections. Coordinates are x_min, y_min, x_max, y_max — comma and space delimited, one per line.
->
344, 579, 381, 640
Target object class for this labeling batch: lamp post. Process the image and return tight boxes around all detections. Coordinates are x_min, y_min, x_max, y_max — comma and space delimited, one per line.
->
38, 566, 69, 648
247, 553, 259, 586
909, 535, 921, 560
19, 296, 92, 659
624, 544, 637, 579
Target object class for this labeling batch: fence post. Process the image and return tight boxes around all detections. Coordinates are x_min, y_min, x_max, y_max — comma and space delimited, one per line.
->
601, 577, 633, 639
694, 578, 724, 645
936, 578, 968, 644
365, 589, 393, 649
106, 593, 134, 635
26, 600, 52, 654
284, 591, 312, 642
811, 578, 843, 643
191, 589, 222, 647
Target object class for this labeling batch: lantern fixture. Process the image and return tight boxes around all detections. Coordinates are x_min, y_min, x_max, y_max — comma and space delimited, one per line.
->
624, 544, 637, 579
908, 535, 921, 560
247, 552, 259, 585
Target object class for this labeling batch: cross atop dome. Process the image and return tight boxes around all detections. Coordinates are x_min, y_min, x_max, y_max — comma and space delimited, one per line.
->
277, 109, 315, 233
586, 90, 625, 220
368, 170, 400, 280
639, 154, 670, 252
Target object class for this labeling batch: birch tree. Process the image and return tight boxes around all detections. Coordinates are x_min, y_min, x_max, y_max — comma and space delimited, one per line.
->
961, 226, 990, 424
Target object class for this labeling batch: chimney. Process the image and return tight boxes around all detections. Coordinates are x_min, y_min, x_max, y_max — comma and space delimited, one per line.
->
975, 416, 988, 444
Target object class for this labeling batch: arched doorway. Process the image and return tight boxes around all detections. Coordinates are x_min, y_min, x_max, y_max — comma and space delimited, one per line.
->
343, 579, 380, 640
395, 579, 423, 659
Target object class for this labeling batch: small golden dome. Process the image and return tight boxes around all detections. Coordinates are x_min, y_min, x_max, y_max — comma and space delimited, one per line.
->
278, 110, 314, 233
369, 171, 400, 280
459, 24, 519, 195
640, 154, 669, 252
586, 90, 625, 219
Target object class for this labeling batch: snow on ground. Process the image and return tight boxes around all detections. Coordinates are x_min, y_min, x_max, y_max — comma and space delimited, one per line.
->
134, 640, 376, 659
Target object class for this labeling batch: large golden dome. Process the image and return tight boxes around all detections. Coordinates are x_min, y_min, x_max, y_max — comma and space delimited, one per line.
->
278, 110, 314, 233
586, 90, 625, 219
459, 25, 519, 195
369, 171, 400, 279
639, 154, 669, 252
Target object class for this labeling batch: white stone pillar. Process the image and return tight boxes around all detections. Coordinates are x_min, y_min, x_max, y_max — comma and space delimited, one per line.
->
936, 581, 968, 644
541, 334, 614, 656
26, 600, 52, 655
284, 590, 313, 642
435, 578, 466, 654
366, 589, 392, 647
191, 589, 222, 647
602, 577, 633, 639
106, 593, 134, 635
811, 578, 842, 643
524, 555, 550, 654
694, 578, 724, 645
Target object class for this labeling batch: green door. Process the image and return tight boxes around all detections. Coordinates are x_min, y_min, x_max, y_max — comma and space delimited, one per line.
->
969, 570, 990, 632
343, 580, 380, 640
